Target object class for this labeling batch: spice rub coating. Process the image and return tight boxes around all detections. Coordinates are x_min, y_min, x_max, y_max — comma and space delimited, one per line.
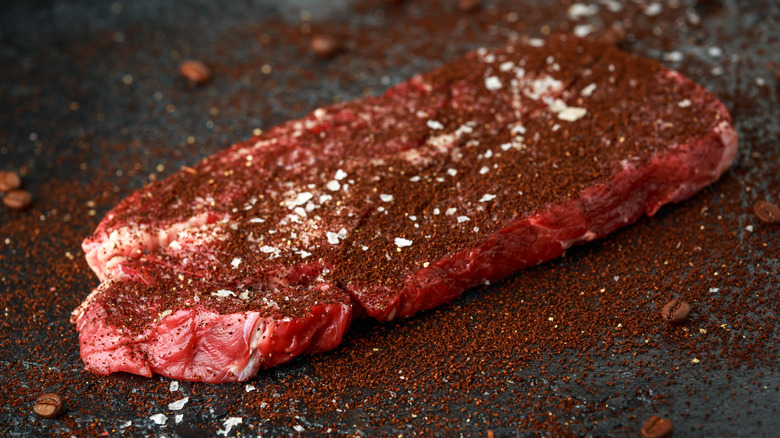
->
72, 35, 737, 382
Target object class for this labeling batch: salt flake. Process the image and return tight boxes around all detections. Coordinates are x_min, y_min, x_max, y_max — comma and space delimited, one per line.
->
326, 180, 341, 191
484, 76, 502, 91
217, 417, 243, 436
212, 289, 236, 298
169, 381, 179, 392
334, 169, 348, 180
149, 413, 167, 426
326, 232, 341, 245
168, 397, 189, 411
380, 194, 394, 202
287, 192, 313, 208
678, 99, 692, 108
558, 106, 588, 122
479, 166, 490, 174
567, 3, 598, 19
573, 24, 594, 38
479, 194, 496, 202
426, 120, 444, 130
231, 257, 242, 268
457, 216, 470, 223
581, 83, 597, 97
395, 237, 413, 247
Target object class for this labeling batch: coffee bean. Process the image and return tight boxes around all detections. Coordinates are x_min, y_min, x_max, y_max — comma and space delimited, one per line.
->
753, 200, 780, 224
458, 0, 482, 12
33, 393, 64, 419
640, 415, 673, 438
310, 35, 341, 58
179, 60, 211, 85
0, 170, 22, 193
661, 298, 691, 325
3, 189, 33, 210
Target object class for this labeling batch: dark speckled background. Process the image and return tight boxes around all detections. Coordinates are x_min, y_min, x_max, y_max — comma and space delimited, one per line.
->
1, 0, 778, 436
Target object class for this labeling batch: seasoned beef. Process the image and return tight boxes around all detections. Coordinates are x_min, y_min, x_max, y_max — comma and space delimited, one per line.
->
72, 35, 737, 382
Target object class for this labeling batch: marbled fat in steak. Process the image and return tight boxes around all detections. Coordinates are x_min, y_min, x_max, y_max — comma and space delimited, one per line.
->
72, 35, 737, 382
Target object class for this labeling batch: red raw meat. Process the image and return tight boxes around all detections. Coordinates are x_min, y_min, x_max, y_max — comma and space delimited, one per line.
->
72, 35, 737, 382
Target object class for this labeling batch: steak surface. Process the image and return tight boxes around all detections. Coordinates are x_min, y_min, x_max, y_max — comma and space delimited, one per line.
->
72, 35, 737, 383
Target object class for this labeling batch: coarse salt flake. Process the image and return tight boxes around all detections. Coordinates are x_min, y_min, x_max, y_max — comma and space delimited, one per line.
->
581, 83, 597, 97
484, 76, 502, 91
217, 417, 243, 437
260, 245, 276, 253
567, 3, 598, 19
645, 2, 662, 16
558, 106, 588, 122
249, 218, 265, 223
149, 414, 167, 426
293, 425, 305, 432
445, 208, 456, 215
231, 257, 242, 268
678, 99, 692, 108
325, 180, 340, 191
499, 61, 514, 72
457, 216, 470, 223
169, 381, 179, 392
299, 250, 312, 258
664, 51, 684, 62
426, 120, 444, 130
573, 24, 594, 38
479, 194, 496, 202
212, 289, 236, 298
395, 237, 413, 247
380, 194, 394, 202
287, 191, 313, 207
447, 168, 457, 176
479, 166, 490, 175
709, 287, 720, 293
326, 232, 341, 245
168, 397, 189, 411
334, 169, 348, 180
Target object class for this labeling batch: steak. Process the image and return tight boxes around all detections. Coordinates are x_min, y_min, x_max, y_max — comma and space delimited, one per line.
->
72, 35, 737, 383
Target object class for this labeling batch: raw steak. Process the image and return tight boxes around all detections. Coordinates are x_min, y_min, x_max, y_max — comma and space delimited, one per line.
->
72, 35, 738, 383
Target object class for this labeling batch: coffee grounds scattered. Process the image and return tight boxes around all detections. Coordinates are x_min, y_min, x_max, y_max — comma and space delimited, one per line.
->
1, 0, 777, 436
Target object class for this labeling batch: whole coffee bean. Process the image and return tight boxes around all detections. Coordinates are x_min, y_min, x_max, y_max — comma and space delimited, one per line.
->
0, 171, 22, 192
310, 35, 341, 58
640, 415, 673, 438
753, 200, 780, 224
179, 60, 211, 85
661, 298, 690, 325
3, 189, 33, 210
33, 393, 64, 419
458, 0, 482, 12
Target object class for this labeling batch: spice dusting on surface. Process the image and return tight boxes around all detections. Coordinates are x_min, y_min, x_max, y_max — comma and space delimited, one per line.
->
1, 0, 778, 437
